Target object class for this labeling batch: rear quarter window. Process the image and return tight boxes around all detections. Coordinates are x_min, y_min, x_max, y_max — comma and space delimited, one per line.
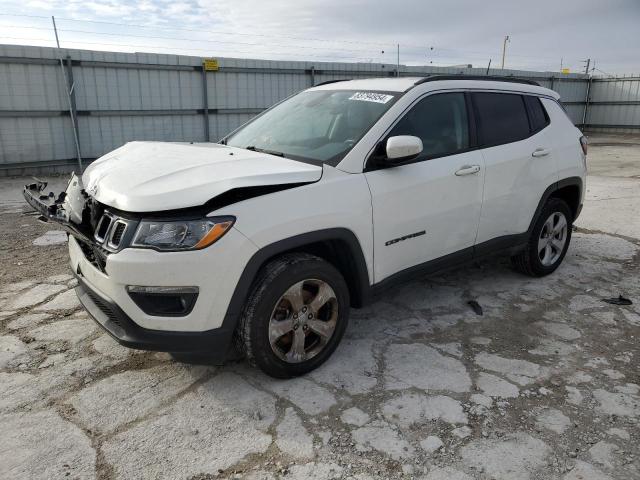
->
524, 95, 550, 133
473, 92, 530, 147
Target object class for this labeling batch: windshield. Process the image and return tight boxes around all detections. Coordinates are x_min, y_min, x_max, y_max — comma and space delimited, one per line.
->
225, 90, 398, 166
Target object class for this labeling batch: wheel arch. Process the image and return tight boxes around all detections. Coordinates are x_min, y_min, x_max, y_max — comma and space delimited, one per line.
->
528, 177, 583, 234
221, 228, 371, 332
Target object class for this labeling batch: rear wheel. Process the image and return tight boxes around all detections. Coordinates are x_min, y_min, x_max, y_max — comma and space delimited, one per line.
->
237, 253, 349, 378
511, 198, 573, 277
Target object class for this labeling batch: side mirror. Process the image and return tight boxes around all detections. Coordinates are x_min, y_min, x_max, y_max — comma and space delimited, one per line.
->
385, 135, 423, 162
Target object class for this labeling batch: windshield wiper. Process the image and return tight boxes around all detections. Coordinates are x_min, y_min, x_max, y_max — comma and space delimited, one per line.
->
244, 146, 285, 157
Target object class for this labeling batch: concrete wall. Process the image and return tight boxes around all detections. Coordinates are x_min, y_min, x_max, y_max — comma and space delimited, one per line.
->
1, 44, 632, 176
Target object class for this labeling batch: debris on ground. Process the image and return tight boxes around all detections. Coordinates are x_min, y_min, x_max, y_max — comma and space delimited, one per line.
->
601, 295, 633, 306
467, 299, 483, 316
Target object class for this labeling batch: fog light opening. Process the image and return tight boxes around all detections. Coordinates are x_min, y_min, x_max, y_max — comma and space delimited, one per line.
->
126, 286, 199, 317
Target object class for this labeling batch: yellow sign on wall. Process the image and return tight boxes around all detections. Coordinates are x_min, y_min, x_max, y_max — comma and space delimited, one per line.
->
561, 68, 570, 74
203, 58, 219, 71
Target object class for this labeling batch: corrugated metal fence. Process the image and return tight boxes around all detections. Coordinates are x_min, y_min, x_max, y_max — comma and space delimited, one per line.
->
0, 44, 637, 176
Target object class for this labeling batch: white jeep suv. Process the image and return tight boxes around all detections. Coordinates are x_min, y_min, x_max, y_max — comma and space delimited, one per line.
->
25, 75, 587, 378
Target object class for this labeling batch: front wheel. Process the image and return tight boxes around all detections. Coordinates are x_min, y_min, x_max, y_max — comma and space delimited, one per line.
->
237, 253, 350, 378
511, 198, 573, 277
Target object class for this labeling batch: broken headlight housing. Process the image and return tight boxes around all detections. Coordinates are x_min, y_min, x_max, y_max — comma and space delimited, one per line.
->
131, 216, 234, 251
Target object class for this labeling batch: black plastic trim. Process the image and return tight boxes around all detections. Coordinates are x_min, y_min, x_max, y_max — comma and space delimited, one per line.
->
314, 79, 350, 86
222, 228, 371, 321
372, 247, 474, 296
413, 75, 540, 86
527, 177, 583, 232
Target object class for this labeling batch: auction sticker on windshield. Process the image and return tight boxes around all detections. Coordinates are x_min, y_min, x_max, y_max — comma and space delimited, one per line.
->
349, 92, 394, 104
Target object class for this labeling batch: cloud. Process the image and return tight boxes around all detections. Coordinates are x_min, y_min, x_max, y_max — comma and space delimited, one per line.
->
1, 0, 638, 73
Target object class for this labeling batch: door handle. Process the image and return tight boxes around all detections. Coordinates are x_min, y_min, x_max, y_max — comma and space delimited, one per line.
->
455, 165, 481, 176
532, 148, 550, 157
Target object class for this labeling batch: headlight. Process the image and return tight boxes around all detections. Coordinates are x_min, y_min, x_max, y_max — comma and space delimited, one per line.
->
131, 216, 234, 251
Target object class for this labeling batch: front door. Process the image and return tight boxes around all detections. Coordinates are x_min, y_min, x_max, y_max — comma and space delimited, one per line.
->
365, 92, 485, 283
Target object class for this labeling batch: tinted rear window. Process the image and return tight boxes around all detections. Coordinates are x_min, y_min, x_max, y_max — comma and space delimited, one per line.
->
524, 95, 549, 132
473, 92, 530, 146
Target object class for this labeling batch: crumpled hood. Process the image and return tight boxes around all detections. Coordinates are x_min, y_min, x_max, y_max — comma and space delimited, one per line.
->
82, 141, 322, 212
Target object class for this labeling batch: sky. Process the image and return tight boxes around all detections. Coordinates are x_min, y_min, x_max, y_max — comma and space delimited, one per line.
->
0, 0, 638, 75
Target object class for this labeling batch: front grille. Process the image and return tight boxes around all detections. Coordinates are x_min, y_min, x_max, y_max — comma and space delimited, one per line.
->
92, 212, 135, 252
94, 214, 113, 242
108, 221, 127, 248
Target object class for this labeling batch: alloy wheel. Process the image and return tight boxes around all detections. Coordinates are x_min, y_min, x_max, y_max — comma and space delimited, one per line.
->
268, 279, 338, 363
537, 211, 568, 266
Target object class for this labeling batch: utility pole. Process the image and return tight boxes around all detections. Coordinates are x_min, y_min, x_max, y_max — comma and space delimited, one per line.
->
583, 58, 591, 76
560, 58, 563, 71
52, 16, 83, 172
486, 59, 492, 75
396, 44, 400, 77
501, 35, 510, 69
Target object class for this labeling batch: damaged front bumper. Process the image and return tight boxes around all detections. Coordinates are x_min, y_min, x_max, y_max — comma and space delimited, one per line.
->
23, 175, 242, 358
23, 175, 94, 245
73, 269, 235, 354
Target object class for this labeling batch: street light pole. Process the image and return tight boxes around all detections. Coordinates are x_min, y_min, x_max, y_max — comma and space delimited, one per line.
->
501, 35, 510, 69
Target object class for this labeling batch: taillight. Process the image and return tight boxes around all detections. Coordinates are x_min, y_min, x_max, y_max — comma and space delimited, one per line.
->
579, 136, 588, 156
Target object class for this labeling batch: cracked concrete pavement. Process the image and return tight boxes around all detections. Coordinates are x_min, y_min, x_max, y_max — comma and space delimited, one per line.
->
0, 134, 639, 479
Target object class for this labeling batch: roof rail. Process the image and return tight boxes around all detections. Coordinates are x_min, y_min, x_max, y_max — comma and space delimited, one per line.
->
314, 79, 350, 86
413, 75, 540, 87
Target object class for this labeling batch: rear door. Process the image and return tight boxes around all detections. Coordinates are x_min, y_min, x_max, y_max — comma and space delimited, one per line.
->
472, 92, 557, 246
365, 92, 485, 282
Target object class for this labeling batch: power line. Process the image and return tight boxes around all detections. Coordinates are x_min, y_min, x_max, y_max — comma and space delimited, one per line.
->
0, 25, 391, 56
0, 36, 389, 62
0, 13, 396, 48
0, 13, 582, 64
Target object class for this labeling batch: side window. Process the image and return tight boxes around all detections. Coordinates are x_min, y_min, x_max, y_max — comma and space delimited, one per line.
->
524, 95, 550, 133
388, 93, 469, 159
473, 92, 530, 146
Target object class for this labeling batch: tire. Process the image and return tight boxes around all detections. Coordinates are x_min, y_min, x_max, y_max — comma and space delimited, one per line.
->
511, 197, 573, 277
237, 253, 350, 378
